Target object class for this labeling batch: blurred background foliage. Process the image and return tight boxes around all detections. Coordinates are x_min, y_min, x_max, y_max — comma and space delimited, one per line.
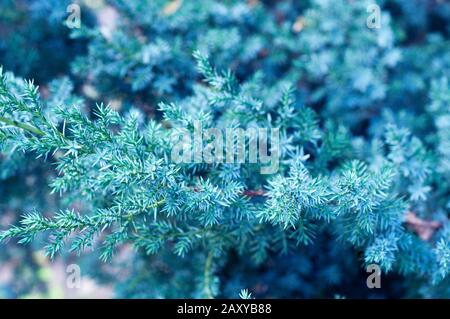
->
0, 0, 449, 298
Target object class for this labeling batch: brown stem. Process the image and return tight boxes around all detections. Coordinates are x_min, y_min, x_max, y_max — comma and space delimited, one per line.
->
405, 211, 442, 241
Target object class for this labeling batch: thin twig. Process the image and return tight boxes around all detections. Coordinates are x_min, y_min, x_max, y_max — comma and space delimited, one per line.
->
0, 116, 44, 136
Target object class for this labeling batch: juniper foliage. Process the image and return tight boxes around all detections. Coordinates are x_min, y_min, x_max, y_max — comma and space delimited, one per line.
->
0, 0, 449, 298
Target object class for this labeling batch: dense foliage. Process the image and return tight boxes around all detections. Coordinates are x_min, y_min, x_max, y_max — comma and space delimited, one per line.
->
0, 0, 449, 298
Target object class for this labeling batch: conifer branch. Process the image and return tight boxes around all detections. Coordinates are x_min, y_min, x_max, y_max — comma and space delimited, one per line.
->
0, 116, 45, 136
203, 251, 215, 299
